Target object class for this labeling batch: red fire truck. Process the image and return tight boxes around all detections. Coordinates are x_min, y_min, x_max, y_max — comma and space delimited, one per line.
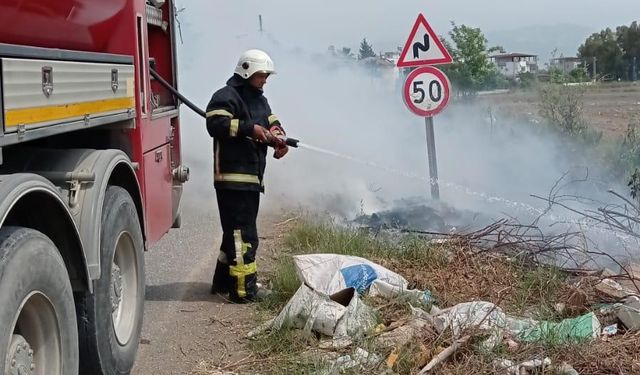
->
0, 0, 188, 374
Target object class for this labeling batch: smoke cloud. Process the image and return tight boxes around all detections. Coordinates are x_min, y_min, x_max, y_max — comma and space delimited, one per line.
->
174, 3, 638, 267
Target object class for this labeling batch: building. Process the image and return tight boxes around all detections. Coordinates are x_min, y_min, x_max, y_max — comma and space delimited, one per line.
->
381, 50, 401, 66
550, 57, 582, 74
489, 53, 539, 79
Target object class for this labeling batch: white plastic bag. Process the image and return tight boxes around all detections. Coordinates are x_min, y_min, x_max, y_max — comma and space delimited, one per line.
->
369, 279, 433, 306
293, 254, 408, 295
250, 284, 376, 338
432, 301, 508, 336
272, 284, 346, 336
334, 290, 377, 338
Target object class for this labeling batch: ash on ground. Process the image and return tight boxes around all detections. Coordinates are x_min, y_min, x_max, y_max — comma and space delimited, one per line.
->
353, 198, 493, 233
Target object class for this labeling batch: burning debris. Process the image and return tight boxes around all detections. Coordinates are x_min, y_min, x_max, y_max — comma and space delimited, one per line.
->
353, 198, 493, 233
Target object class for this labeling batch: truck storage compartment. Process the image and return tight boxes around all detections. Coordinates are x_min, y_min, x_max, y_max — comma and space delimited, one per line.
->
143, 143, 173, 244
1, 57, 135, 134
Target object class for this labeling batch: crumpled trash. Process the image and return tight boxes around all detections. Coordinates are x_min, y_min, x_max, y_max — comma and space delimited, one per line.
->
602, 323, 618, 336
293, 254, 430, 299
493, 357, 551, 374
375, 317, 431, 348
373, 305, 436, 348
553, 362, 579, 375
617, 296, 640, 331
251, 254, 435, 339
325, 348, 382, 374
433, 302, 509, 336
554, 362, 579, 375
318, 337, 353, 350
518, 312, 601, 344
504, 338, 519, 352
596, 278, 636, 300
432, 301, 529, 348
431, 301, 601, 348
248, 284, 377, 338
369, 279, 433, 307
333, 288, 378, 338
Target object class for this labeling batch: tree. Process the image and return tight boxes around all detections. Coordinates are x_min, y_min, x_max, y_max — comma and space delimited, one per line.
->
487, 45, 506, 54
440, 22, 500, 95
358, 38, 376, 60
339, 47, 354, 59
578, 28, 625, 80
617, 22, 640, 80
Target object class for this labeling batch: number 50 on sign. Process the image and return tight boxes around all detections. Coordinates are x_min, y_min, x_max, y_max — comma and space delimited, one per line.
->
403, 66, 451, 117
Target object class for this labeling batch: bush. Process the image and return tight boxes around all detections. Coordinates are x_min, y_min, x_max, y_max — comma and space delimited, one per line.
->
569, 67, 590, 83
538, 83, 601, 144
517, 72, 537, 89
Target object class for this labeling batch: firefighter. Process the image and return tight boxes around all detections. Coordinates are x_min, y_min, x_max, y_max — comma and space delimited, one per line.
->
205, 49, 288, 303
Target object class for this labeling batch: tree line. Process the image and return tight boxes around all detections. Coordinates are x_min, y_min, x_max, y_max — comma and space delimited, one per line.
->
579, 22, 640, 81
327, 20, 639, 93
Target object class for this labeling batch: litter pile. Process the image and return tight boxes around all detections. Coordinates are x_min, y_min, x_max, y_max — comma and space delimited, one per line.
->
249, 250, 640, 374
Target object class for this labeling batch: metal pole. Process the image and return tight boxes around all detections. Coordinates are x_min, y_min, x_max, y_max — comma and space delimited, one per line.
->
424, 116, 440, 200
592, 56, 597, 80
259, 15, 263, 33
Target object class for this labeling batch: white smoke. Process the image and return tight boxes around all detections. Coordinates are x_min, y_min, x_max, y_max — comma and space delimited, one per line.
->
174, 2, 639, 267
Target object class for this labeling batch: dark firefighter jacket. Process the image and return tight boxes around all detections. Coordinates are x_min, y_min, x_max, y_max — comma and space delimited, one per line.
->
205, 75, 284, 192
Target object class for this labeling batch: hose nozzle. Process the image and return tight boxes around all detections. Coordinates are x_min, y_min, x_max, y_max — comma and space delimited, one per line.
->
283, 136, 299, 148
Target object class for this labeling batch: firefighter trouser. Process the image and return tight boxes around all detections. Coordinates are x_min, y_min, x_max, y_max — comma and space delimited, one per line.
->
212, 189, 260, 299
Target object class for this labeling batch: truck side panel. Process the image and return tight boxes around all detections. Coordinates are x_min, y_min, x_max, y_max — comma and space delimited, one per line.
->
0, 0, 128, 52
143, 143, 172, 244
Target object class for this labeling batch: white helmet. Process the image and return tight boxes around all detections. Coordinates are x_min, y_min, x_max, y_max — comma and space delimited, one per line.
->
234, 49, 276, 79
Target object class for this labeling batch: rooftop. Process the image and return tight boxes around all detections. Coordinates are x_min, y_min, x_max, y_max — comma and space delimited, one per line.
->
490, 53, 538, 58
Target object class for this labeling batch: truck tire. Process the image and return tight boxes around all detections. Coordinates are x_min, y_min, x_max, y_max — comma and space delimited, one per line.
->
77, 186, 145, 375
0, 227, 79, 375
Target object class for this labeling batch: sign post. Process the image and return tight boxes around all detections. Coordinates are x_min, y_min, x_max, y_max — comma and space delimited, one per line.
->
402, 65, 450, 200
424, 116, 439, 199
398, 13, 453, 200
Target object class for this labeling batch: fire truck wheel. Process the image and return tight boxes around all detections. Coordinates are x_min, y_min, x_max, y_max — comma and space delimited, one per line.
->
0, 227, 79, 375
77, 186, 144, 375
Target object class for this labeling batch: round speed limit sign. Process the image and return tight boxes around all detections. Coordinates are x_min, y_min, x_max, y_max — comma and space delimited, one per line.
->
403, 66, 451, 117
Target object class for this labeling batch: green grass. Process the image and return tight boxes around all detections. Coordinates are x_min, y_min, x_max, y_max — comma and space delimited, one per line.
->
261, 219, 443, 312
510, 264, 566, 321
282, 219, 399, 258
259, 255, 300, 310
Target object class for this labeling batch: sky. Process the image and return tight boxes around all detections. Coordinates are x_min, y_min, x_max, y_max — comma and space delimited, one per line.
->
176, 0, 640, 55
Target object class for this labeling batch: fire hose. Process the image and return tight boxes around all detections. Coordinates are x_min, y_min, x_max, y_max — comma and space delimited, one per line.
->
149, 67, 299, 148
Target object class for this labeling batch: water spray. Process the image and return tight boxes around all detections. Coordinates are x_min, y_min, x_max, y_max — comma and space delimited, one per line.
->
295, 140, 639, 247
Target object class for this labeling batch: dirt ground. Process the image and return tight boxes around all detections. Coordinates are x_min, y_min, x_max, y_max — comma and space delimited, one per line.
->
476, 82, 640, 138
131, 206, 291, 375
